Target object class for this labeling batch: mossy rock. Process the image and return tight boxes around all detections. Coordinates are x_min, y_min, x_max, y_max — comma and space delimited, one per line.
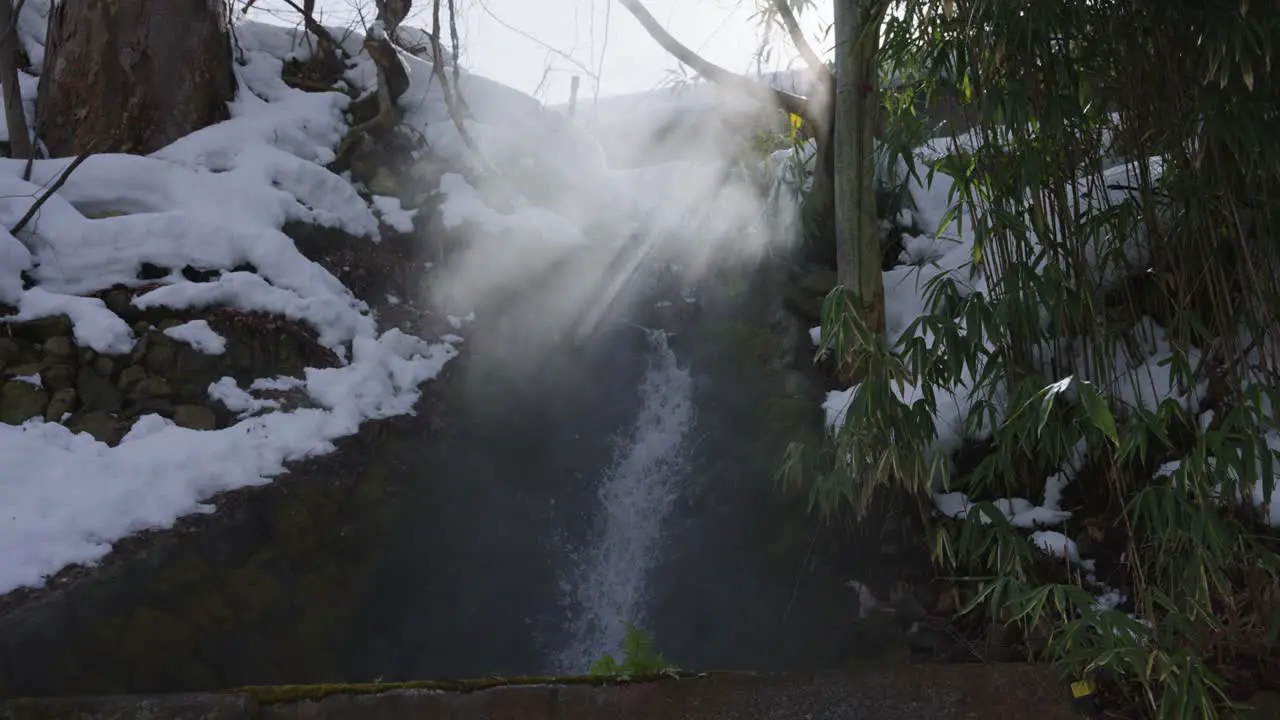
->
0, 380, 49, 424
173, 404, 217, 431
41, 363, 76, 391
10, 314, 72, 341
45, 387, 79, 421
114, 606, 195, 666
65, 410, 130, 445
222, 555, 285, 621
42, 335, 75, 360
0, 336, 25, 366
76, 365, 121, 412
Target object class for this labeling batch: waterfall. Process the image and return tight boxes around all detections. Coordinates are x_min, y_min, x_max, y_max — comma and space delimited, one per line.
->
554, 329, 695, 672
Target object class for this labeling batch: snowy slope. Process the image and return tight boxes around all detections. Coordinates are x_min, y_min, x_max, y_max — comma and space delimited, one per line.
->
0, 1, 785, 594
0, 13, 474, 594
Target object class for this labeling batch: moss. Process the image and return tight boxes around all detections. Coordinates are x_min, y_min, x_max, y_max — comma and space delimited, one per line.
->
222, 560, 284, 621
236, 671, 716, 705
115, 607, 194, 666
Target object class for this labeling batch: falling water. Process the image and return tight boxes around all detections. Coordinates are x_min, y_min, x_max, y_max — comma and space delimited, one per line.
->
554, 329, 695, 672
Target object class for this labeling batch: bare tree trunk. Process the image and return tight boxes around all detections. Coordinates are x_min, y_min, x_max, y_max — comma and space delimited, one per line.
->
36, 0, 236, 157
0, 0, 32, 159
834, 0, 886, 345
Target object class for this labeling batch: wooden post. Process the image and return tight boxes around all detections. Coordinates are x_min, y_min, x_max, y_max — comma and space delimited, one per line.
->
568, 75, 581, 118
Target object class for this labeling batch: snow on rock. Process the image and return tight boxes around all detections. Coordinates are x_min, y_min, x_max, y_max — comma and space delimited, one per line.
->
0, 17, 466, 594
131, 271, 373, 350
1030, 531, 1096, 572
208, 377, 281, 418
371, 195, 417, 233
163, 320, 227, 355
3, 288, 134, 354
0, 329, 456, 594
934, 491, 1072, 529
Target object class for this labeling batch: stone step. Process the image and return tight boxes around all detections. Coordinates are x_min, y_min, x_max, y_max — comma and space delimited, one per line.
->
1, 665, 1079, 720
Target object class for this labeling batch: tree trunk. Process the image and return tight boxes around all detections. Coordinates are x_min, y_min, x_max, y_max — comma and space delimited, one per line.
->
833, 0, 886, 343
0, 0, 32, 159
36, 0, 236, 157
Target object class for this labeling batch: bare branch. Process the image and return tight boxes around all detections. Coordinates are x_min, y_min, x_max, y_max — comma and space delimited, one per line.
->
430, 0, 488, 168
617, 0, 813, 121
276, 0, 351, 60
772, 0, 830, 81
10, 149, 93, 238
472, 0, 599, 85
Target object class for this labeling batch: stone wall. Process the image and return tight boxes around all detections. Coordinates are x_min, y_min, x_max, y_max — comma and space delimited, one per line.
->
0, 666, 1078, 720
0, 297, 333, 445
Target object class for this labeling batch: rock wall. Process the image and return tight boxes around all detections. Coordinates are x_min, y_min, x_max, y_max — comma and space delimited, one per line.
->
0, 667, 1078, 719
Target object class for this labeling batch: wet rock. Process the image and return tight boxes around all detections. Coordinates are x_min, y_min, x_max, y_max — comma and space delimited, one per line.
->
132, 376, 171, 399
118, 365, 148, 395
174, 344, 220, 374
103, 288, 134, 318
0, 337, 21, 366
145, 344, 176, 375
138, 262, 169, 281
128, 329, 151, 364
1, 380, 49, 424
41, 364, 76, 391
78, 346, 97, 365
93, 355, 118, 380
131, 397, 175, 418
42, 335, 74, 360
17, 314, 72, 341
77, 366, 122, 413
157, 318, 185, 332
66, 411, 128, 445
173, 405, 217, 431
226, 338, 253, 372
45, 388, 79, 421
180, 266, 221, 283
4, 360, 46, 378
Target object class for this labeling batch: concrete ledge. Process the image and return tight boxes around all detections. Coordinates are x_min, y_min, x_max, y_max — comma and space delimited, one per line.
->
2, 665, 1077, 720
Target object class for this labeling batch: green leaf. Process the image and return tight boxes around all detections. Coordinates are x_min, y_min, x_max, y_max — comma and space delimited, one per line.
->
1037, 376, 1074, 436
1077, 381, 1119, 446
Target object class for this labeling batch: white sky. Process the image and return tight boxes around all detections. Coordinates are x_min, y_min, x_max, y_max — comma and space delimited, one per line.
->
251, 0, 833, 104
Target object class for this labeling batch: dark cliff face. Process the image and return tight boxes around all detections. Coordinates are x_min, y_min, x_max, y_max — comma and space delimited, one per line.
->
0, 192, 921, 698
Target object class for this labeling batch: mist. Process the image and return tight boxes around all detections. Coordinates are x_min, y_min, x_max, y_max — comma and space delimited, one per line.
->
420, 71, 808, 380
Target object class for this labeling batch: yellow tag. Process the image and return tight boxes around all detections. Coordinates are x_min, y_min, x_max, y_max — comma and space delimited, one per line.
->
1070, 679, 1095, 698
788, 113, 804, 142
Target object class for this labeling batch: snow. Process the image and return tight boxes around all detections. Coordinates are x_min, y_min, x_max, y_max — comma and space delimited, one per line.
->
371, 195, 417, 233
1030, 530, 1096, 572
0, 17, 481, 594
208, 377, 281, 418
12, 373, 40, 388
162, 320, 227, 355
3, 288, 135, 354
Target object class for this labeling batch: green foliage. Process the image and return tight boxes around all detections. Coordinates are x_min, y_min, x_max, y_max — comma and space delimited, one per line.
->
588, 624, 676, 679
784, 0, 1280, 716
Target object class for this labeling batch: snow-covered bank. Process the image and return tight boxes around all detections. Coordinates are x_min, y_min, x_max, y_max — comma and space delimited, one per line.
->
0, 13, 473, 595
